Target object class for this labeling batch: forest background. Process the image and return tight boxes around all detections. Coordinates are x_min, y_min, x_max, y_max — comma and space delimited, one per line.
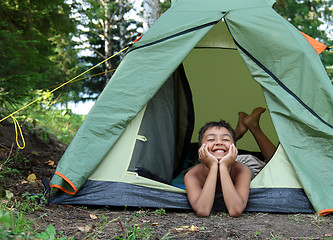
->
1, 0, 332, 128
0, 0, 332, 238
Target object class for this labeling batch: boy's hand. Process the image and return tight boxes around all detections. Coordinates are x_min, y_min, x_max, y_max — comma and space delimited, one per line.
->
198, 144, 219, 169
219, 144, 238, 168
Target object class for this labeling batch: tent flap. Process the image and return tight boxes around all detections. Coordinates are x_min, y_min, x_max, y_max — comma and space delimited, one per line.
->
225, 7, 333, 213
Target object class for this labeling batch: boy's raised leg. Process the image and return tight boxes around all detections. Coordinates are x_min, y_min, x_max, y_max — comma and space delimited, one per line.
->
244, 107, 276, 161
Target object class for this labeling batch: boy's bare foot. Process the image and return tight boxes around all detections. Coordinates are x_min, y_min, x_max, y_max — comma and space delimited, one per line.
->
243, 107, 266, 131
235, 112, 248, 140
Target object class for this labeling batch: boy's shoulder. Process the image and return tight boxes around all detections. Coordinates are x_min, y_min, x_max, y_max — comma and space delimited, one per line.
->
230, 161, 251, 179
185, 163, 206, 180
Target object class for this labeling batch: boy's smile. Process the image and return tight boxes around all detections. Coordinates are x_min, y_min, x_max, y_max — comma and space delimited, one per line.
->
202, 126, 234, 160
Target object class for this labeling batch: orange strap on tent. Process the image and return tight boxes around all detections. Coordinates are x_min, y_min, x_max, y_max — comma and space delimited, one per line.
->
300, 31, 328, 55
317, 209, 333, 216
50, 171, 78, 195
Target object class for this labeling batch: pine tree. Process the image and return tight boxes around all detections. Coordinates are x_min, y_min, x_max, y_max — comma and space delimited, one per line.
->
77, 0, 142, 100
0, 0, 80, 111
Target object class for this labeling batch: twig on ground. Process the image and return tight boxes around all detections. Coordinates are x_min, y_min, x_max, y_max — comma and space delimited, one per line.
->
0, 143, 14, 171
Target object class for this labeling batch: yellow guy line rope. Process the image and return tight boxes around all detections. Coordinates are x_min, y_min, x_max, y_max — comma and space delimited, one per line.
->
33, 68, 117, 93
12, 116, 25, 149
0, 46, 129, 149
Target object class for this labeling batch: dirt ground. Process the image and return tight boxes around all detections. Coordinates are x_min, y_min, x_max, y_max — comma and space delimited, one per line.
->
1, 120, 332, 239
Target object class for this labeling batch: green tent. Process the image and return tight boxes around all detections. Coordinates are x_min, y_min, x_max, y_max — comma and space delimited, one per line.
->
50, 0, 333, 215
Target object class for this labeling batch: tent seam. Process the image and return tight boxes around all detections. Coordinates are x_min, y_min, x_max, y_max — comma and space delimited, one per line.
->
225, 21, 333, 130
127, 20, 220, 54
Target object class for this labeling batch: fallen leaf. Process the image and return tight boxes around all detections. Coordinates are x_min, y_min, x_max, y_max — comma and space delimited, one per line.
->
90, 214, 98, 220
46, 160, 55, 166
21, 180, 28, 184
174, 227, 184, 232
136, 210, 145, 215
27, 173, 37, 182
189, 225, 199, 232
173, 225, 202, 233
5, 190, 14, 200
151, 222, 159, 226
77, 225, 92, 232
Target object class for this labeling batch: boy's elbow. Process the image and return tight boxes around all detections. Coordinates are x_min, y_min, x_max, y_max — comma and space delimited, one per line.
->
228, 206, 245, 217
228, 210, 242, 217
194, 208, 211, 217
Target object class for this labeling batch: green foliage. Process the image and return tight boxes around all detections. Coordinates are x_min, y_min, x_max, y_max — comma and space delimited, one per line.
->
274, 0, 333, 80
0, 190, 68, 239
254, 230, 261, 239
0, 204, 66, 239
8, 90, 85, 145
116, 213, 153, 240
0, 0, 83, 109
34, 224, 57, 240
161, 0, 172, 13
154, 208, 167, 216
0, 167, 20, 187
22, 192, 46, 213
25, 107, 85, 145
77, 0, 142, 100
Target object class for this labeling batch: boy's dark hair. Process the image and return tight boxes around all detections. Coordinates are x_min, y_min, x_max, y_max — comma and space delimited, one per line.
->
198, 120, 236, 147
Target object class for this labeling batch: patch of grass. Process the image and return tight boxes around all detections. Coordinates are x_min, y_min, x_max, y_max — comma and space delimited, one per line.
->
21, 192, 46, 212
310, 213, 333, 226
288, 213, 304, 223
0, 201, 66, 239
254, 230, 261, 239
135, 209, 147, 217
154, 208, 167, 216
23, 107, 85, 145
116, 213, 154, 239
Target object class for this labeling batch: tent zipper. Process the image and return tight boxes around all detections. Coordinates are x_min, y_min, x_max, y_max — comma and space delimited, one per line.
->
224, 19, 333, 130
127, 20, 220, 54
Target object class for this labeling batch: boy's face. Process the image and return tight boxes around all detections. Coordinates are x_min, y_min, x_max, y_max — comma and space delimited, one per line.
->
201, 126, 234, 160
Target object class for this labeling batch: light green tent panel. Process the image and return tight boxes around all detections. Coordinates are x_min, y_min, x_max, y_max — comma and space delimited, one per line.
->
183, 20, 278, 151
89, 107, 146, 182
251, 145, 303, 188
122, 172, 186, 193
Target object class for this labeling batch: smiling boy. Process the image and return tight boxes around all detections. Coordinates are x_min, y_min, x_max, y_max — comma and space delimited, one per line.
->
184, 107, 275, 217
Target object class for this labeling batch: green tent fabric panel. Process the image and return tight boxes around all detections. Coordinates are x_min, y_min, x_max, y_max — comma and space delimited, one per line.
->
226, 7, 333, 213
225, 7, 333, 120
134, 0, 274, 51
182, 20, 278, 151
50, 9, 223, 193
88, 107, 146, 182
251, 145, 303, 188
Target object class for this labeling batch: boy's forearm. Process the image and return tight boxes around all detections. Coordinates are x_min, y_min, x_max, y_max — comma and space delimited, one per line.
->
219, 165, 246, 217
192, 165, 218, 217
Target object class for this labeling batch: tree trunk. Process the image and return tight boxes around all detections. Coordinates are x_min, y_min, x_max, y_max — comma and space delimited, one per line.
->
143, 0, 161, 32
101, 0, 112, 84
118, 0, 126, 60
